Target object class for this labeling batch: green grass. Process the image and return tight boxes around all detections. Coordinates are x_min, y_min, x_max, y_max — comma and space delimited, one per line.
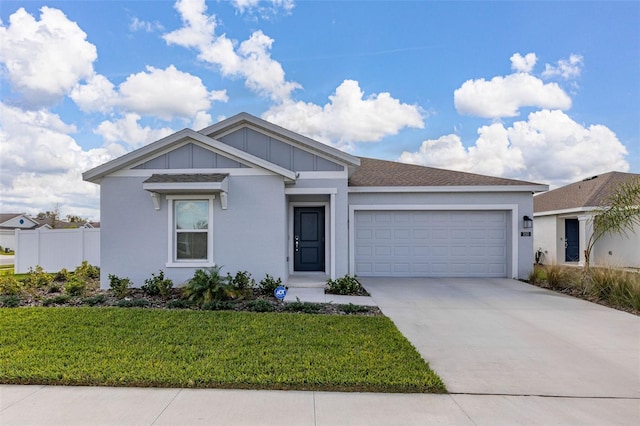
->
0, 265, 14, 276
0, 308, 445, 393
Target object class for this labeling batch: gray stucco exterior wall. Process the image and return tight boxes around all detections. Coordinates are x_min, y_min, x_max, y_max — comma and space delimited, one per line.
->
99, 174, 287, 289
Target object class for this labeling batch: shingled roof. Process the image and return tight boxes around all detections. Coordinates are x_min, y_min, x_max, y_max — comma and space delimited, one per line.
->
143, 173, 229, 184
348, 157, 541, 187
534, 171, 640, 213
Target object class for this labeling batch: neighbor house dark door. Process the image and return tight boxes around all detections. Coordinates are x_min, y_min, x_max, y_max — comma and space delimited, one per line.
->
293, 207, 325, 271
565, 218, 580, 262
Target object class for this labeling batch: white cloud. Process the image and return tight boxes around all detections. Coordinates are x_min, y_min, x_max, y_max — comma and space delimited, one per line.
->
231, 0, 295, 15
70, 73, 118, 113
454, 73, 572, 118
542, 54, 584, 80
94, 114, 175, 149
129, 17, 164, 32
163, 0, 300, 102
118, 65, 228, 120
263, 80, 425, 147
0, 7, 97, 108
163, 0, 217, 49
70, 65, 227, 121
399, 109, 628, 187
0, 103, 117, 219
236, 31, 301, 101
510, 52, 537, 73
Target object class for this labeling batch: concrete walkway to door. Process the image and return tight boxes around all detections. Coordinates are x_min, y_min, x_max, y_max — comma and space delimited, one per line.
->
360, 277, 640, 399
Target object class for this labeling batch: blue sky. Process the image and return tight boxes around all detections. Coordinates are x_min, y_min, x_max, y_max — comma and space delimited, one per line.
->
1, 0, 638, 220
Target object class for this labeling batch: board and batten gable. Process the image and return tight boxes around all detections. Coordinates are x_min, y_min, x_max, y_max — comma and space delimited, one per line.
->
213, 127, 345, 172
132, 143, 248, 169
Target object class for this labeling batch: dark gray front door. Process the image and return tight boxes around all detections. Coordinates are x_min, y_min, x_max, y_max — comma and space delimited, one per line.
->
565, 218, 580, 262
294, 207, 325, 271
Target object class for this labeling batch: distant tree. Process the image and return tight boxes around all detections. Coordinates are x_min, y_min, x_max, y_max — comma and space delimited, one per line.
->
66, 215, 87, 223
584, 177, 640, 270
36, 204, 61, 228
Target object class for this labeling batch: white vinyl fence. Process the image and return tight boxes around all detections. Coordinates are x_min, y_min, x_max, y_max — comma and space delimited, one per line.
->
15, 228, 100, 273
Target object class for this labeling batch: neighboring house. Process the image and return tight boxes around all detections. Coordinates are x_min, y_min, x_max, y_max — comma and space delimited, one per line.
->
0, 213, 41, 251
83, 112, 548, 288
533, 172, 640, 268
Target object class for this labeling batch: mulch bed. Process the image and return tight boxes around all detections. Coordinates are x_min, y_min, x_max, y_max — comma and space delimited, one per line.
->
2, 282, 382, 316
526, 280, 639, 316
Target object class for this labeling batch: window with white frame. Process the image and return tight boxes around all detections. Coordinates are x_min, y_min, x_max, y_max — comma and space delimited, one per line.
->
167, 196, 214, 266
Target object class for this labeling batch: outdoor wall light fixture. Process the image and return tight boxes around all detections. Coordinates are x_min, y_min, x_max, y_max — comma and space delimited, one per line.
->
523, 215, 533, 228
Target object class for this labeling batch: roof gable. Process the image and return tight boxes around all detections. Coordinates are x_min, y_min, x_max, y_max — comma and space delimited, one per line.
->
132, 143, 247, 170
199, 112, 360, 171
534, 171, 640, 213
349, 157, 546, 188
83, 129, 296, 183
0, 213, 39, 229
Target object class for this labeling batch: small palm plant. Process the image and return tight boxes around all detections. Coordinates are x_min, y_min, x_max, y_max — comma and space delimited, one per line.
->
182, 266, 233, 306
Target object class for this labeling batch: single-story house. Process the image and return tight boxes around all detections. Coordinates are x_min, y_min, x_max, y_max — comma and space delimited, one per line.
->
0, 213, 41, 251
533, 171, 640, 268
83, 112, 548, 288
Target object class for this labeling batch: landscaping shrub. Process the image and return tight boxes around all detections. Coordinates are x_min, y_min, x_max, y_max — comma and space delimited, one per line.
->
53, 268, 71, 283
141, 270, 173, 299
284, 299, 322, 314
182, 266, 233, 306
258, 274, 282, 296
226, 270, 254, 299
81, 294, 106, 306
338, 303, 370, 314
527, 265, 546, 285
43, 295, 71, 306
586, 268, 640, 311
74, 261, 100, 280
247, 299, 274, 312
544, 264, 569, 289
0, 276, 22, 296
47, 282, 62, 293
529, 264, 640, 314
64, 277, 87, 297
23, 266, 53, 289
0, 295, 20, 308
109, 274, 131, 299
326, 275, 368, 296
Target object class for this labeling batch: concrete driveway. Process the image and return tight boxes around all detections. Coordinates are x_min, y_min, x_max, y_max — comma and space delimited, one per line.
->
361, 277, 640, 398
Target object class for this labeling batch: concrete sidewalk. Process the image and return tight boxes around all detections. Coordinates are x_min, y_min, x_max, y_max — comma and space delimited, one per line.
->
2, 385, 639, 425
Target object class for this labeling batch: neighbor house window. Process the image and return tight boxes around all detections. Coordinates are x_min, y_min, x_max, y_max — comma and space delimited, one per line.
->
167, 196, 214, 267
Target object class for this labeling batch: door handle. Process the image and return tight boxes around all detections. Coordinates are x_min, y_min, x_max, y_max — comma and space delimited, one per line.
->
295, 235, 299, 252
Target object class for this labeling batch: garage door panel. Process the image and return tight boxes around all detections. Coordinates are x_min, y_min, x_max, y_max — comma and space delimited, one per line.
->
354, 210, 508, 277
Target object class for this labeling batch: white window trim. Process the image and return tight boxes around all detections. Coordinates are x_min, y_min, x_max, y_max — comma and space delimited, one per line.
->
166, 195, 215, 268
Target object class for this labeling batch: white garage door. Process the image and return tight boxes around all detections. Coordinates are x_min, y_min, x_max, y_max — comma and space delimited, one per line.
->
354, 210, 508, 277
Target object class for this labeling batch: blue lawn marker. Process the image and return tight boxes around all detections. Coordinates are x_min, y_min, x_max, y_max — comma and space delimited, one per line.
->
274, 285, 287, 301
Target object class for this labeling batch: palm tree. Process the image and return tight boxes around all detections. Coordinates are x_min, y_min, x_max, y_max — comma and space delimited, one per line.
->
584, 177, 640, 271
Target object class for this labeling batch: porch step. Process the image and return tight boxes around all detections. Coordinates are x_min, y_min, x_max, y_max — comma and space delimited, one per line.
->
285, 274, 328, 288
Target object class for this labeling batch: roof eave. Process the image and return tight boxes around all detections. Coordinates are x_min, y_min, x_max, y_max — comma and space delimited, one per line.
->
348, 184, 549, 193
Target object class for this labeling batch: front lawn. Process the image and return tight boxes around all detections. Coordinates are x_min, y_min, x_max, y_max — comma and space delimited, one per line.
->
0, 308, 446, 393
